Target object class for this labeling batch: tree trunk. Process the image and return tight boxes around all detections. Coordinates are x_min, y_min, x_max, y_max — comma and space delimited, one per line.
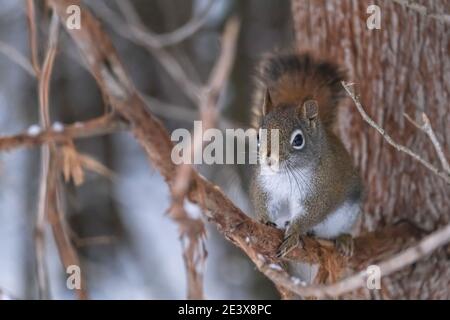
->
291, 0, 449, 299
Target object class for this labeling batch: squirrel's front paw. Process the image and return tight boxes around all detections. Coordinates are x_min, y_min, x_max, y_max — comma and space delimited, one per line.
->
335, 234, 354, 257
276, 234, 305, 258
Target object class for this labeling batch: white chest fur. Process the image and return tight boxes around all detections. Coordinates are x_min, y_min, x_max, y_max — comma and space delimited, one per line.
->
257, 166, 360, 237
311, 201, 360, 239
257, 166, 313, 228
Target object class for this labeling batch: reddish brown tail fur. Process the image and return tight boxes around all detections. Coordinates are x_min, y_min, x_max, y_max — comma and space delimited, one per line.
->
252, 52, 346, 129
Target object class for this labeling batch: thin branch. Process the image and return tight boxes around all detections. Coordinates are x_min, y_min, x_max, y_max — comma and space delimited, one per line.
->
35, 10, 88, 300
35, 144, 50, 300
25, 0, 40, 75
0, 113, 127, 151
46, 161, 88, 299
92, 1, 201, 102
0, 105, 239, 152
115, 0, 214, 48
142, 94, 198, 122
342, 81, 450, 184
0, 105, 238, 152
56, 34, 201, 123
34, 8, 61, 301
38, 12, 58, 128
0, 41, 36, 77
404, 112, 450, 174
420, 114, 449, 174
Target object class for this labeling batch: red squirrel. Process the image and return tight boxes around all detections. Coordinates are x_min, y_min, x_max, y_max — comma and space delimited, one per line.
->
250, 52, 362, 258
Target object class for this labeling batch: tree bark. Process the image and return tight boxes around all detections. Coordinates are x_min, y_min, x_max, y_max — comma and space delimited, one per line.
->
291, 0, 450, 299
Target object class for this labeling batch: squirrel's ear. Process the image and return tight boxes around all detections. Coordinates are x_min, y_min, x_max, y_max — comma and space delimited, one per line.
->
299, 100, 319, 126
262, 88, 274, 116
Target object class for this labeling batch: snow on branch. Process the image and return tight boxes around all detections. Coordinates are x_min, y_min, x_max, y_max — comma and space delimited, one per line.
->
0, 114, 126, 151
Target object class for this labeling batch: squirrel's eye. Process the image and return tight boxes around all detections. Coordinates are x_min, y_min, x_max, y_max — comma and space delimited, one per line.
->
290, 129, 305, 150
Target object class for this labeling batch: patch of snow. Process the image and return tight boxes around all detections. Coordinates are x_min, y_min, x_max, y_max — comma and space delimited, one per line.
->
27, 124, 41, 136
52, 122, 64, 132
185, 200, 202, 219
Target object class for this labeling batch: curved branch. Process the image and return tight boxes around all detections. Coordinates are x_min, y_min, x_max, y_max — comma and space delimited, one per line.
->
115, 0, 214, 48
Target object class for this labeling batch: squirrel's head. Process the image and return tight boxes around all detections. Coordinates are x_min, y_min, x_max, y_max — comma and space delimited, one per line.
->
257, 89, 325, 174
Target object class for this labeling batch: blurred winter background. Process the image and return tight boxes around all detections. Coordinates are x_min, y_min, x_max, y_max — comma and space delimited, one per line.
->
0, 0, 294, 299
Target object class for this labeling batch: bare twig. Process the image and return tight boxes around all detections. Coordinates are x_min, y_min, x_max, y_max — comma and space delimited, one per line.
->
404, 113, 450, 175
25, 0, 40, 75
421, 114, 450, 174
0, 106, 239, 151
35, 10, 88, 300
34, 6, 59, 301
38, 13, 59, 128
142, 95, 198, 122
342, 81, 450, 184
71, 234, 116, 248
390, 0, 450, 24
0, 41, 36, 76
46, 161, 88, 299
0, 113, 127, 151
115, 0, 214, 48
92, 0, 201, 102
35, 145, 50, 299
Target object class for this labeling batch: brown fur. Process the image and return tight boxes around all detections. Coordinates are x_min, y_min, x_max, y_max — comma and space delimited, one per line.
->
251, 51, 346, 129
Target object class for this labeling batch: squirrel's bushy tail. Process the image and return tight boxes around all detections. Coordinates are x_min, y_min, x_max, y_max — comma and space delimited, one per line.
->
251, 52, 346, 129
